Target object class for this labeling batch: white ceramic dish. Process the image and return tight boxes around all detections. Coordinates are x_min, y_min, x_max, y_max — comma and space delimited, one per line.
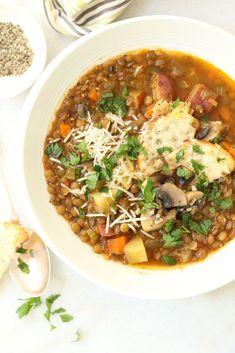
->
0, 5, 47, 99
20, 16, 235, 299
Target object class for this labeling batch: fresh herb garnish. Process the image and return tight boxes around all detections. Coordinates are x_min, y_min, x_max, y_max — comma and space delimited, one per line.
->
209, 207, 216, 214
162, 255, 176, 265
161, 163, 170, 174
85, 173, 99, 190
68, 152, 80, 166
60, 156, 70, 168
182, 211, 190, 227
176, 166, 192, 179
217, 157, 225, 162
16, 297, 42, 319
44, 294, 61, 323
176, 149, 185, 163
196, 172, 209, 193
207, 182, 220, 201
45, 143, 62, 158
200, 115, 209, 123
211, 136, 223, 144
114, 190, 123, 201
141, 178, 158, 213
214, 197, 233, 210
192, 144, 204, 154
116, 136, 146, 161
17, 258, 30, 274
172, 97, 180, 108
60, 314, 74, 323
72, 328, 81, 342
99, 186, 109, 193
97, 122, 103, 129
189, 219, 212, 235
78, 208, 85, 218
16, 247, 27, 254
162, 226, 183, 248
98, 91, 128, 117
191, 159, 204, 175
157, 146, 173, 154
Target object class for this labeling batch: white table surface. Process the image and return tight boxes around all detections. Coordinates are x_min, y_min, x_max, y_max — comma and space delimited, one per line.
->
1, 1, 235, 352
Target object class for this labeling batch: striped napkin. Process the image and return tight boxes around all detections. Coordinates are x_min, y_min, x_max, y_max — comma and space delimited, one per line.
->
43, 0, 132, 37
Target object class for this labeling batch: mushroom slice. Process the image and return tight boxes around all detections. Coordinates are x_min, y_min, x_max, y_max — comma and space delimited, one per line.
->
186, 191, 204, 205
158, 183, 187, 208
141, 209, 177, 232
151, 174, 175, 186
203, 121, 225, 142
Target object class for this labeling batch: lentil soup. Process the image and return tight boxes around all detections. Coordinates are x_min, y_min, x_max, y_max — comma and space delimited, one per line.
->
43, 49, 235, 267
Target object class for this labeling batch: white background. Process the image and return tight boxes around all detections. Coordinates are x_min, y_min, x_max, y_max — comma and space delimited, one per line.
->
1, 1, 235, 352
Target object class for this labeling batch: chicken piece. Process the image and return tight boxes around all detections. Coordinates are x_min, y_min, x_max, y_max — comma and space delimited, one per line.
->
187, 83, 218, 116
165, 140, 234, 182
152, 73, 174, 102
0, 221, 29, 279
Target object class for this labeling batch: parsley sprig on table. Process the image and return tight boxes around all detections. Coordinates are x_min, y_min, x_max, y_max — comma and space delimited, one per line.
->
16, 294, 74, 332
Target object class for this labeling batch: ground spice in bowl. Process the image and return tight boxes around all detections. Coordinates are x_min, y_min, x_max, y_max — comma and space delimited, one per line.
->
0, 22, 34, 76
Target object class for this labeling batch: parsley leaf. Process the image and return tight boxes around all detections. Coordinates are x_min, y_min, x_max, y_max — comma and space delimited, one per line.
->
97, 122, 103, 129
141, 178, 158, 213
200, 115, 209, 123
163, 228, 183, 248
189, 219, 212, 235
176, 166, 193, 179
99, 186, 109, 193
98, 91, 128, 117
172, 97, 180, 108
191, 159, 204, 175
68, 152, 80, 166
85, 173, 99, 190
211, 136, 223, 144
16, 247, 27, 254
72, 328, 81, 342
196, 172, 209, 193
182, 211, 190, 227
157, 146, 173, 154
162, 255, 176, 265
60, 156, 70, 168
116, 136, 145, 161
214, 197, 233, 210
217, 157, 225, 162
17, 258, 30, 274
44, 143, 62, 158
16, 297, 42, 319
114, 190, 123, 201
78, 208, 85, 218
60, 314, 74, 322
192, 144, 204, 154
161, 163, 170, 174
164, 220, 174, 233
207, 182, 220, 202
176, 149, 185, 163
44, 294, 61, 322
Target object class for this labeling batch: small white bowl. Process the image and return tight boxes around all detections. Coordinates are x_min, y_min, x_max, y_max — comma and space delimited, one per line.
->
0, 6, 47, 99
20, 16, 235, 299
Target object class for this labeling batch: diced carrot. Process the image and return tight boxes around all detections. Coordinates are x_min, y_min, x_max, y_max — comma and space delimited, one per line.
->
88, 88, 100, 101
107, 236, 129, 255
144, 103, 154, 118
59, 124, 71, 138
222, 141, 235, 160
219, 105, 230, 122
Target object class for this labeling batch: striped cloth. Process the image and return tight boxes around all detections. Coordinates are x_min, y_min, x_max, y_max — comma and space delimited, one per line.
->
43, 0, 132, 37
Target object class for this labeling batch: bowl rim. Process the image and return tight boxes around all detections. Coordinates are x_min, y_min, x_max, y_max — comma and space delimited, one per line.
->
19, 15, 235, 299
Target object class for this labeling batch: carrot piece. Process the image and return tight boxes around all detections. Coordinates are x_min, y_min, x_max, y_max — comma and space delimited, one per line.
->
145, 103, 154, 118
88, 88, 100, 101
60, 124, 71, 138
219, 105, 230, 122
107, 236, 129, 255
222, 141, 235, 160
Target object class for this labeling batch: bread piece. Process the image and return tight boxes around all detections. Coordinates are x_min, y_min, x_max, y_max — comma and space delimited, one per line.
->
138, 102, 199, 175
0, 221, 28, 279
165, 140, 234, 182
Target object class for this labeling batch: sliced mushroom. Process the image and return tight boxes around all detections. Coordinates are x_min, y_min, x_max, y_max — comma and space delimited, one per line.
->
158, 183, 187, 208
203, 121, 225, 141
186, 191, 204, 205
141, 209, 177, 232
196, 124, 210, 139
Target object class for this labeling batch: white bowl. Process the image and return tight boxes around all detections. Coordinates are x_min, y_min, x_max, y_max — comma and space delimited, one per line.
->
20, 16, 235, 299
0, 5, 47, 99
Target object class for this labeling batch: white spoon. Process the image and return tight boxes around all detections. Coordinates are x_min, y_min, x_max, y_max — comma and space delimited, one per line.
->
0, 163, 50, 296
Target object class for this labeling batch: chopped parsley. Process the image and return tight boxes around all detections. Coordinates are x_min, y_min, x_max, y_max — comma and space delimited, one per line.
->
172, 97, 180, 108
72, 328, 81, 342
85, 173, 99, 190
97, 122, 103, 129
189, 219, 212, 235
98, 91, 128, 117
196, 172, 209, 193
217, 157, 225, 162
141, 178, 158, 213
176, 166, 193, 179
60, 314, 74, 323
162, 224, 183, 248
114, 190, 123, 201
16, 297, 42, 319
211, 136, 223, 144
192, 144, 204, 154
17, 258, 30, 274
16, 247, 27, 254
161, 163, 170, 174
68, 152, 80, 166
44, 142, 62, 158
191, 159, 204, 175
117, 136, 146, 161
214, 197, 233, 210
78, 208, 85, 218
200, 115, 209, 123
162, 255, 176, 265
99, 186, 109, 193
209, 207, 216, 214
157, 146, 173, 154
176, 149, 185, 163
207, 182, 220, 202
